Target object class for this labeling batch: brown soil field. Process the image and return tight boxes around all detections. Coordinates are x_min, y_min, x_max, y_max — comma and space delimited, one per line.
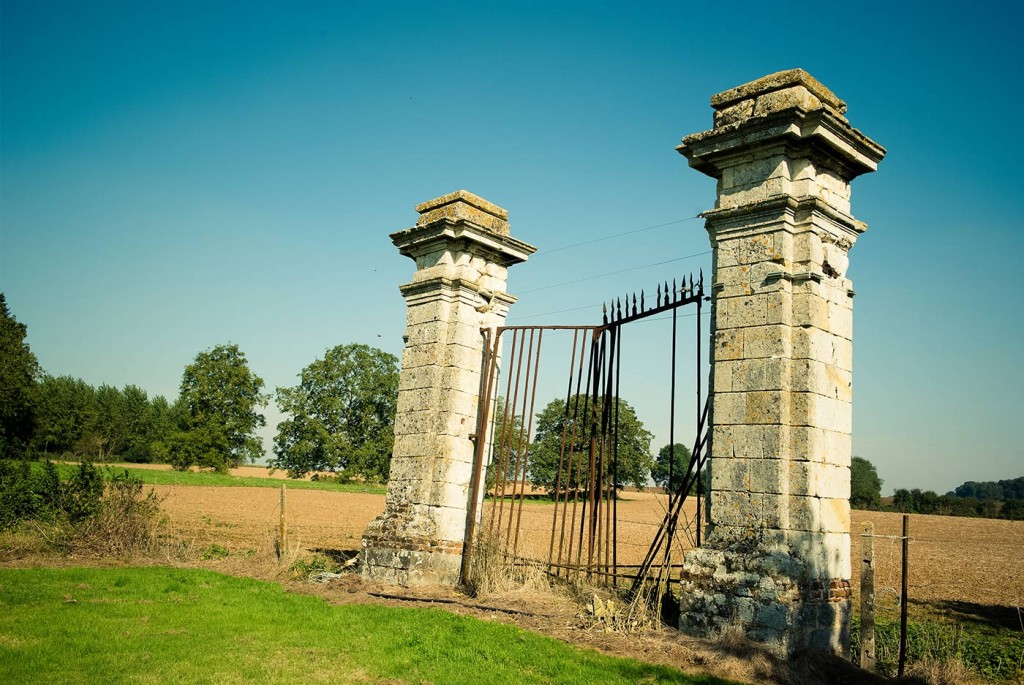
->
155, 483, 1024, 614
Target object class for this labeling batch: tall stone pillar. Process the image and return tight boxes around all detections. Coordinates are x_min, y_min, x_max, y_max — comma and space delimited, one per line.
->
361, 190, 536, 587
676, 70, 885, 654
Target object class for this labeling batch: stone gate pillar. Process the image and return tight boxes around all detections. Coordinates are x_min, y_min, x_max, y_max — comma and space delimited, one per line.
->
361, 190, 536, 586
676, 70, 885, 654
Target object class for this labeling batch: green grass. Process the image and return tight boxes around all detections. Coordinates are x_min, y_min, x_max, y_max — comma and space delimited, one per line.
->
48, 462, 387, 494
852, 612, 1024, 682
0, 567, 735, 685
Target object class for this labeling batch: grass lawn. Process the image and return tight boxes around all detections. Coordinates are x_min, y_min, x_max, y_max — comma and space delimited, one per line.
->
50, 462, 387, 495
0, 567, 736, 685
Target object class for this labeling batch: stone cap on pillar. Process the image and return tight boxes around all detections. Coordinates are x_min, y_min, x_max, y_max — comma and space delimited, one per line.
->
710, 69, 847, 127
392, 190, 536, 267
415, 190, 510, 236
678, 69, 886, 181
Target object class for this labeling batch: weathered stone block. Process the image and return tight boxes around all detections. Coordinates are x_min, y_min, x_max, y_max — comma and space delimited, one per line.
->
792, 327, 832, 362
712, 364, 732, 393
822, 430, 852, 467
765, 291, 792, 326
714, 329, 744, 360
724, 294, 769, 328
712, 392, 746, 425
743, 325, 792, 358
793, 292, 830, 330
727, 359, 766, 392
745, 391, 789, 424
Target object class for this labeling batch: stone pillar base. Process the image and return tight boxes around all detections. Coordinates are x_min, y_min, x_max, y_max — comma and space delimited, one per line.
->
679, 546, 851, 655
361, 508, 463, 587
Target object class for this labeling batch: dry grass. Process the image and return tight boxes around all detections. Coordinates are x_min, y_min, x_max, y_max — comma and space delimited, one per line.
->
904, 658, 987, 685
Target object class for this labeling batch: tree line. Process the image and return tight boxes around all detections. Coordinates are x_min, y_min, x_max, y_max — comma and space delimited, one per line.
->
849, 455, 1023, 520
1, 294, 400, 480
6, 292, 1019, 517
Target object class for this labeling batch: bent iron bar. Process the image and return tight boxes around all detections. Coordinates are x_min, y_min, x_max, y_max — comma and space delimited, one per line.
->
463, 271, 707, 594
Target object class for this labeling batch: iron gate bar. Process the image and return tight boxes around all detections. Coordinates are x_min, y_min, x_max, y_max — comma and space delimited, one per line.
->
628, 396, 710, 599
547, 328, 583, 572
462, 326, 497, 584
511, 328, 544, 557
503, 328, 532, 554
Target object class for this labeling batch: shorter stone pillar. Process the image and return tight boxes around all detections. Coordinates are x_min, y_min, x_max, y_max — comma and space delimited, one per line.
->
361, 190, 535, 586
675, 70, 885, 654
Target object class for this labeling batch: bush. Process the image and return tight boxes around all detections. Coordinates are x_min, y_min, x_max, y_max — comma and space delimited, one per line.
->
1000, 498, 1024, 520
0, 460, 162, 556
0, 460, 42, 528
76, 469, 162, 555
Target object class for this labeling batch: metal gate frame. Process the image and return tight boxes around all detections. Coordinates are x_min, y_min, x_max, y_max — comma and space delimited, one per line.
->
461, 272, 709, 596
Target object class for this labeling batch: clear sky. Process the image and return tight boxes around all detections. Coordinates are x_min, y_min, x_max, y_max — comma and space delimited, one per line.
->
2, 0, 1022, 494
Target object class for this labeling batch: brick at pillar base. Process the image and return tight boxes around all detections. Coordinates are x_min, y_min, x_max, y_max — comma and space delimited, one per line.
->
678, 545, 852, 654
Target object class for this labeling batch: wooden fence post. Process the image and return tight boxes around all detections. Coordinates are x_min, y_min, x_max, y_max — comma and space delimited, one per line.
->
278, 483, 288, 561
860, 521, 876, 672
898, 514, 910, 678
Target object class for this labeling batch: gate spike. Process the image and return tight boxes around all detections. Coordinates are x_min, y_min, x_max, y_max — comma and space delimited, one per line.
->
602, 302, 608, 325
632, 293, 637, 316
673, 278, 678, 302
616, 298, 622, 321
640, 289, 645, 312
656, 283, 662, 308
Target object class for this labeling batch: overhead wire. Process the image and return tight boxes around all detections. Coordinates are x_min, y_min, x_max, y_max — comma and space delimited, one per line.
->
530, 215, 702, 258
518, 249, 711, 295
510, 215, 710, 325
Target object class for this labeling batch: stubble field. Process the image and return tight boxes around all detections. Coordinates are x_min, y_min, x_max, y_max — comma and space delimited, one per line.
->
154, 470, 1024, 615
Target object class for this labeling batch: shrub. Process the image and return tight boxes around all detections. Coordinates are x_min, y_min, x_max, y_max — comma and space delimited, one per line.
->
0, 460, 162, 556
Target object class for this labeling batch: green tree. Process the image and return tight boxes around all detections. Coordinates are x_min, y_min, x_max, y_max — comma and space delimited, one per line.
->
651, 443, 693, 493
271, 344, 398, 481
0, 294, 40, 458
528, 395, 653, 493
32, 375, 97, 456
485, 397, 528, 491
92, 384, 126, 459
1000, 499, 1024, 521
145, 395, 185, 463
850, 456, 883, 509
176, 344, 267, 471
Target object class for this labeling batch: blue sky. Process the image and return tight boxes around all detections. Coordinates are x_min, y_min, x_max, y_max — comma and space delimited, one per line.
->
2, 0, 1021, 493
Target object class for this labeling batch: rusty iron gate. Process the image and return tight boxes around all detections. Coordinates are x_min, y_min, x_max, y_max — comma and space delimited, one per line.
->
462, 272, 710, 599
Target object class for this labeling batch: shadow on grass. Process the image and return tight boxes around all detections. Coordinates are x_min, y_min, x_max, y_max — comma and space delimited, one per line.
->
911, 598, 1024, 632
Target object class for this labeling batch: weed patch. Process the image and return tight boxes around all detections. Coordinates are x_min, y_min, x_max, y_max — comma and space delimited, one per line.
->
852, 614, 1024, 682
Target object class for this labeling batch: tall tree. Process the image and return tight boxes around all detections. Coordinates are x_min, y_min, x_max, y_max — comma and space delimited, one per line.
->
92, 384, 126, 459
0, 294, 40, 458
32, 375, 97, 456
850, 456, 883, 509
175, 344, 267, 471
484, 397, 528, 491
528, 395, 653, 493
271, 344, 399, 481
652, 442, 693, 493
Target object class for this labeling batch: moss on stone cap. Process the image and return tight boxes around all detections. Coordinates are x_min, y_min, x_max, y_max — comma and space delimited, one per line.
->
415, 190, 510, 236
711, 69, 846, 113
